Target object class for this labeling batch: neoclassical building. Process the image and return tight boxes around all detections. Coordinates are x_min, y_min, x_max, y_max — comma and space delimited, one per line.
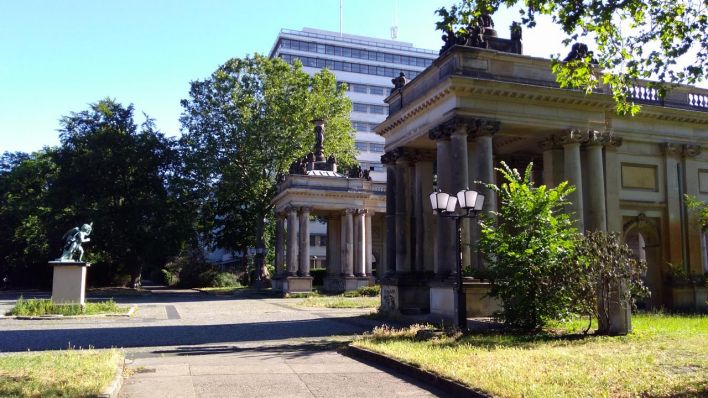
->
375, 33, 708, 318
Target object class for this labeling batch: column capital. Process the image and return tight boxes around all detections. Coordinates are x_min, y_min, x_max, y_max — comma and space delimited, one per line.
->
584, 130, 622, 147
683, 144, 702, 158
539, 136, 560, 151
275, 211, 287, 220
663, 142, 682, 156
299, 206, 312, 213
557, 128, 589, 145
344, 208, 356, 214
356, 209, 368, 215
285, 205, 298, 213
428, 125, 451, 141
473, 118, 501, 137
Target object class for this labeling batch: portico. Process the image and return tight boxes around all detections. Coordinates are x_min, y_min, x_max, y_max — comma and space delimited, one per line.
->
376, 41, 708, 319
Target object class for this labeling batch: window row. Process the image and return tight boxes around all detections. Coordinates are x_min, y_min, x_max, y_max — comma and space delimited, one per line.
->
352, 102, 386, 114
355, 141, 385, 153
280, 38, 433, 68
352, 121, 378, 132
310, 234, 327, 247
280, 53, 420, 80
360, 162, 385, 172
346, 83, 388, 96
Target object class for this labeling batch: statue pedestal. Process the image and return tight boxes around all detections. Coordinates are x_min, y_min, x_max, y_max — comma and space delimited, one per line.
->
48, 261, 90, 305
278, 276, 313, 294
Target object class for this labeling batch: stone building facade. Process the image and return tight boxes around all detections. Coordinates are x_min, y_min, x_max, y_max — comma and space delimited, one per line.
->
375, 44, 708, 318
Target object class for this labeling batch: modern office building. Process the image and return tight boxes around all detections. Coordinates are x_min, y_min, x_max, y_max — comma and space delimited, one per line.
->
269, 28, 437, 268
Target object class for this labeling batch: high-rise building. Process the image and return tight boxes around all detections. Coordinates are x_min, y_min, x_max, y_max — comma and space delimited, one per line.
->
269, 27, 437, 268
269, 28, 437, 181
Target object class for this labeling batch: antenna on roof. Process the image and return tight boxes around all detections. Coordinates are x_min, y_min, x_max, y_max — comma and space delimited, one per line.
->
339, 0, 343, 37
390, 0, 399, 39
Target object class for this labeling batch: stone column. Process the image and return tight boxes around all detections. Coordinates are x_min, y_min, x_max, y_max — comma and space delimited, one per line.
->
395, 155, 411, 273
326, 214, 342, 275
286, 207, 299, 276
476, 120, 499, 214
355, 210, 366, 276
540, 137, 563, 188
342, 209, 354, 277
663, 143, 684, 266
298, 207, 311, 276
365, 211, 373, 276
558, 129, 587, 231
274, 213, 285, 276
450, 120, 470, 273
414, 156, 435, 272
585, 131, 608, 231
382, 152, 397, 276
430, 126, 454, 277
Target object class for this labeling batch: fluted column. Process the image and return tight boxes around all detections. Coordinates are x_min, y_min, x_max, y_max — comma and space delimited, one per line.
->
326, 214, 342, 275
585, 131, 609, 231
382, 152, 397, 277
341, 208, 354, 277
430, 126, 454, 277
450, 120, 471, 272
476, 120, 499, 214
274, 213, 285, 276
414, 155, 435, 272
365, 211, 373, 276
395, 156, 411, 273
559, 129, 587, 231
298, 207, 311, 276
354, 210, 366, 276
286, 207, 299, 276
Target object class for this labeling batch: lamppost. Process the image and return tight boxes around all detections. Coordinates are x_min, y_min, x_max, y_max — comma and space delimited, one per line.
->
429, 188, 485, 331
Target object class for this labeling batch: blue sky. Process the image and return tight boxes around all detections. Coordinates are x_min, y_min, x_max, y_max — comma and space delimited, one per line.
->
3, 0, 695, 154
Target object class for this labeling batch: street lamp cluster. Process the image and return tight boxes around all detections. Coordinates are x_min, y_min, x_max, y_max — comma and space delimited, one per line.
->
429, 188, 485, 331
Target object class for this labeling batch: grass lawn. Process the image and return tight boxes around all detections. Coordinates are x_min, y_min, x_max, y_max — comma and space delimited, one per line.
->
0, 348, 123, 397
353, 314, 708, 397
297, 295, 380, 309
7, 298, 130, 316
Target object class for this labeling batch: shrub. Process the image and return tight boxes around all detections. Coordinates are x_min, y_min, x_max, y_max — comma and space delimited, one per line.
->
344, 284, 380, 297
209, 272, 241, 288
310, 268, 327, 286
574, 231, 649, 334
479, 162, 579, 331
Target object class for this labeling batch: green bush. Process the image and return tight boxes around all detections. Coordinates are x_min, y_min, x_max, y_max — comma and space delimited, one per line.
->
344, 285, 380, 297
479, 162, 579, 331
310, 268, 327, 286
162, 254, 241, 288
209, 272, 241, 288
8, 297, 123, 316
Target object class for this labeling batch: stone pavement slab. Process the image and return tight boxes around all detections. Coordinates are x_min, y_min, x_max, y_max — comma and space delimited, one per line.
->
119, 341, 447, 398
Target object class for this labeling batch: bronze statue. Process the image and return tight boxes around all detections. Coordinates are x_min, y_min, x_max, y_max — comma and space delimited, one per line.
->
58, 223, 93, 262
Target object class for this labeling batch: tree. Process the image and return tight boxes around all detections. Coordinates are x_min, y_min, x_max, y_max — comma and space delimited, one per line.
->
478, 162, 579, 330
54, 99, 185, 287
436, 0, 706, 114
685, 194, 708, 230
0, 150, 58, 287
179, 55, 355, 284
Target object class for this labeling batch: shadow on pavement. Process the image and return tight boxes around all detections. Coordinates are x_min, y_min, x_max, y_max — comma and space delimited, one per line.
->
0, 316, 381, 353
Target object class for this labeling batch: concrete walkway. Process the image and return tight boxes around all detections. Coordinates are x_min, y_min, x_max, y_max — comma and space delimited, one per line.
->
119, 339, 446, 398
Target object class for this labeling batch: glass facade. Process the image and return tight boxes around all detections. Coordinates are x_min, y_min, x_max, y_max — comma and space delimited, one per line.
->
280, 53, 420, 79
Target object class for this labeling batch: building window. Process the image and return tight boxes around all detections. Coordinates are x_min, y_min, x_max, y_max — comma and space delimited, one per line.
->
369, 86, 384, 95
352, 84, 368, 93
310, 235, 316, 246
370, 105, 385, 114
370, 143, 384, 153
355, 141, 369, 151
280, 53, 420, 79
353, 103, 368, 113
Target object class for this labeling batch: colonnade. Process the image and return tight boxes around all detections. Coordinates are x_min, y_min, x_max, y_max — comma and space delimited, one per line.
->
273, 207, 374, 281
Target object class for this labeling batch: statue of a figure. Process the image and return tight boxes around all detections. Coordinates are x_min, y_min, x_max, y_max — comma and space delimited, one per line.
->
314, 125, 325, 160
564, 42, 597, 64
510, 22, 522, 41
58, 223, 93, 262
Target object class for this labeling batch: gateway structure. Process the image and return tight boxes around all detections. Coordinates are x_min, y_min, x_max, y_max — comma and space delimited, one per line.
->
376, 20, 708, 321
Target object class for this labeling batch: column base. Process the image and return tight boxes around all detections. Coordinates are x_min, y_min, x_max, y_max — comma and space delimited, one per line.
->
49, 261, 90, 305
274, 276, 313, 294
323, 276, 372, 293
380, 273, 433, 314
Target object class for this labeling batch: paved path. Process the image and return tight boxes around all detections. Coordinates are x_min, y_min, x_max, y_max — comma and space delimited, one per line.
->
0, 289, 448, 397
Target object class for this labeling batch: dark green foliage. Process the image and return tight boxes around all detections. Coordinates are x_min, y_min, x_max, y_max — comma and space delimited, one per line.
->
479, 162, 579, 330
574, 231, 649, 333
53, 99, 188, 287
437, 1, 706, 115
310, 268, 327, 286
343, 285, 381, 297
179, 55, 354, 283
161, 254, 240, 288
8, 297, 124, 316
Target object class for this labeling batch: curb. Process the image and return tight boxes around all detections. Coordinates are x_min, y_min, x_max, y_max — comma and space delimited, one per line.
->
3, 305, 137, 320
344, 345, 491, 398
98, 358, 125, 398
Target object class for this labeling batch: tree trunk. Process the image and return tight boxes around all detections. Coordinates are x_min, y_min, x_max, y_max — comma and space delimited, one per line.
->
253, 216, 267, 290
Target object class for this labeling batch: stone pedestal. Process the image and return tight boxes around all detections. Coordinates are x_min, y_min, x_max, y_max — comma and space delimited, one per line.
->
49, 261, 90, 305
463, 280, 502, 317
323, 276, 371, 293
380, 274, 432, 314
280, 276, 313, 294
429, 281, 457, 324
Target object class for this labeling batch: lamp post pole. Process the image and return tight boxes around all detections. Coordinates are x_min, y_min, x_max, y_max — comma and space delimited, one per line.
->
430, 189, 484, 333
